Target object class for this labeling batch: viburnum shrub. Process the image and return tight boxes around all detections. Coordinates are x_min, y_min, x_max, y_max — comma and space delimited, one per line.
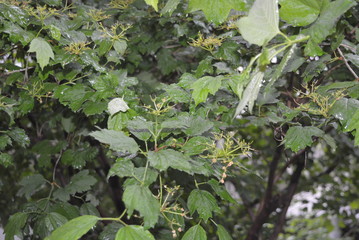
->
1, 0, 359, 239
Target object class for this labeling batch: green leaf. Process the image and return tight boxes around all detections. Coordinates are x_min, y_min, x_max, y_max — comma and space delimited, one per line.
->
127, 118, 153, 141
184, 116, 214, 136
345, 109, 359, 145
302, 0, 355, 55
188, 0, 246, 24
51, 202, 80, 220
65, 170, 97, 194
191, 76, 223, 105
195, 57, 213, 78
187, 189, 220, 221
0, 152, 12, 167
34, 213, 68, 239
115, 225, 155, 240
47, 25, 61, 41
217, 224, 233, 240
45, 215, 98, 240
349, 199, 359, 210
123, 184, 160, 228
108, 110, 137, 131
107, 159, 135, 179
133, 167, 159, 186
17, 174, 47, 199
0, 135, 11, 150
329, 98, 359, 128
28, 37, 55, 70
182, 136, 211, 156
113, 40, 127, 55
148, 149, 192, 173
181, 224, 207, 240
90, 129, 139, 154
279, 0, 321, 26
99, 223, 123, 240
283, 126, 324, 152
80, 203, 100, 217
4, 212, 28, 240
161, 0, 181, 16
53, 170, 97, 202
207, 179, 236, 204
7, 128, 30, 148
3, 21, 35, 45
236, 0, 280, 46
145, 0, 159, 11
234, 70, 264, 117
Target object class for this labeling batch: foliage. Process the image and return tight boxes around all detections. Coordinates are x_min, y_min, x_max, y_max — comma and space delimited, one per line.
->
0, 0, 358, 239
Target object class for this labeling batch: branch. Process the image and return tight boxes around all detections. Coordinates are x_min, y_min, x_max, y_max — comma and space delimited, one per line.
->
274, 149, 306, 183
245, 143, 284, 240
337, 47, 359, 79
269, 151, 306, 240
0, 67, 35, 76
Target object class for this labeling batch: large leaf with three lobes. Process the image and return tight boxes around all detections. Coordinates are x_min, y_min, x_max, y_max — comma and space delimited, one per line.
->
283, 126, 324, 152
236, 0, 280, 46
188, 0, 247, 24
187, 189, 220, 221
45, 215, 99, 240
90, 129, 139, 154
28, 37, 54, 70
115, 225, 155, 240
123, 184, 160, 228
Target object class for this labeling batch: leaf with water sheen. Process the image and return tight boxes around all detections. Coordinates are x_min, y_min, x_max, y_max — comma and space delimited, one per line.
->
236, 0, 280, 46
234, 70, 264, 117
188, 0, 246, 24
115, 225, 155, 240
28, 37, 55, 69
45, 215, 98, 240
188, 189, 220, 221
181, 224, 207, 240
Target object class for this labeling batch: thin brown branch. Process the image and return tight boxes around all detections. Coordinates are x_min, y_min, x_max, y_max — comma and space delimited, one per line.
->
0, 67, 35, 76
337, 47, 359, 79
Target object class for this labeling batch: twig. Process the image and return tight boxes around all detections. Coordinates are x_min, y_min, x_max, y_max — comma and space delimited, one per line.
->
337, 47, 359, 79
0, 67, 35, 76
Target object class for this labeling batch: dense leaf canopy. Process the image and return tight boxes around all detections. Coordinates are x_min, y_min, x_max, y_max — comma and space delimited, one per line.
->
0, 0, 358, 239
